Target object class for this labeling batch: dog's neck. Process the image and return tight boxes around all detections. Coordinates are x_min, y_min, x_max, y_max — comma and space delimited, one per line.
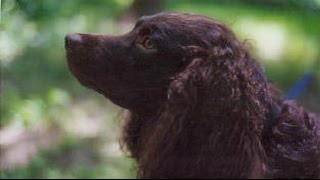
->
123, 88, 270, 178
121, 105, 162, 159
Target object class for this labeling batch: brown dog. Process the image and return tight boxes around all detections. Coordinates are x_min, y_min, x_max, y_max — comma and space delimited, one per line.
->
65, 13, 320, 178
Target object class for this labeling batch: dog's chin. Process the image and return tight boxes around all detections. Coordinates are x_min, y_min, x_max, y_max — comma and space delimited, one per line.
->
67, 64, 142, 110
101, 90, 143, 110
101, 89, 162, 111
103, 94, 134, 110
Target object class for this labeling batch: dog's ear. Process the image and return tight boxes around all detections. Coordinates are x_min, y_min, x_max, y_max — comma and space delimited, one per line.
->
138, 45, 269, 178
166, 44, 237, 111
163, 41, 272, 136
167, 54, 210, 111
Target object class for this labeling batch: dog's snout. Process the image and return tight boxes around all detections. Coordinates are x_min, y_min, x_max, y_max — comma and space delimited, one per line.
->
65, 33, 83, 48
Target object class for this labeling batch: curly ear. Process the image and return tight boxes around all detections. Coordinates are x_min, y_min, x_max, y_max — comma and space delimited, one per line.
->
168, 58, 208, 106
166, 43, 244, 114
137, 43, 272, 178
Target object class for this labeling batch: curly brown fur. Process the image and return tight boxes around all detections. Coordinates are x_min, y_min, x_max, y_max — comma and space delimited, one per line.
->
65, 13, 320, 178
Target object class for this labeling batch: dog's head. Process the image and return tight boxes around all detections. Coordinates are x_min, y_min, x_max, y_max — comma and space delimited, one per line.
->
65, 13, 241, 110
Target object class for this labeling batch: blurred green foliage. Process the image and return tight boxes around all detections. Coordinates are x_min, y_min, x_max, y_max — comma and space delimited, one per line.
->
1, 0, 133, 126
1, 0, 319, 179
1, 137, 135, 179
167, 0, 320, 89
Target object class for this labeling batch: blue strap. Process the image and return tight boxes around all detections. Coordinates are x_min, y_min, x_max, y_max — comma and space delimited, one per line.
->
284, 72, 316, 100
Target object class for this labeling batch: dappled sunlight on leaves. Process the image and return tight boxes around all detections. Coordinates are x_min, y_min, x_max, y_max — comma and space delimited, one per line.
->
236, 19, 288, 61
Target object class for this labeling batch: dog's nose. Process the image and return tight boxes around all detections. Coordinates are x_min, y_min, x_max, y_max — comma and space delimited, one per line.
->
65, 33, 82, 48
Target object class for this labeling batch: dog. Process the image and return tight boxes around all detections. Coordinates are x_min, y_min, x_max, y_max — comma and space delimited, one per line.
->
65, 12, 320, 178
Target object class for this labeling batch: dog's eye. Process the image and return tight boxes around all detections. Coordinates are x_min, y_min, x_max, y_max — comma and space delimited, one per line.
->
142, 37, 155, 49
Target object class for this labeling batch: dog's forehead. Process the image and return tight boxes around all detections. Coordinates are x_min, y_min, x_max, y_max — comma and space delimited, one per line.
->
135, 13, 165, 27
135, 13, 216, 29
135, 13, 186, 27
